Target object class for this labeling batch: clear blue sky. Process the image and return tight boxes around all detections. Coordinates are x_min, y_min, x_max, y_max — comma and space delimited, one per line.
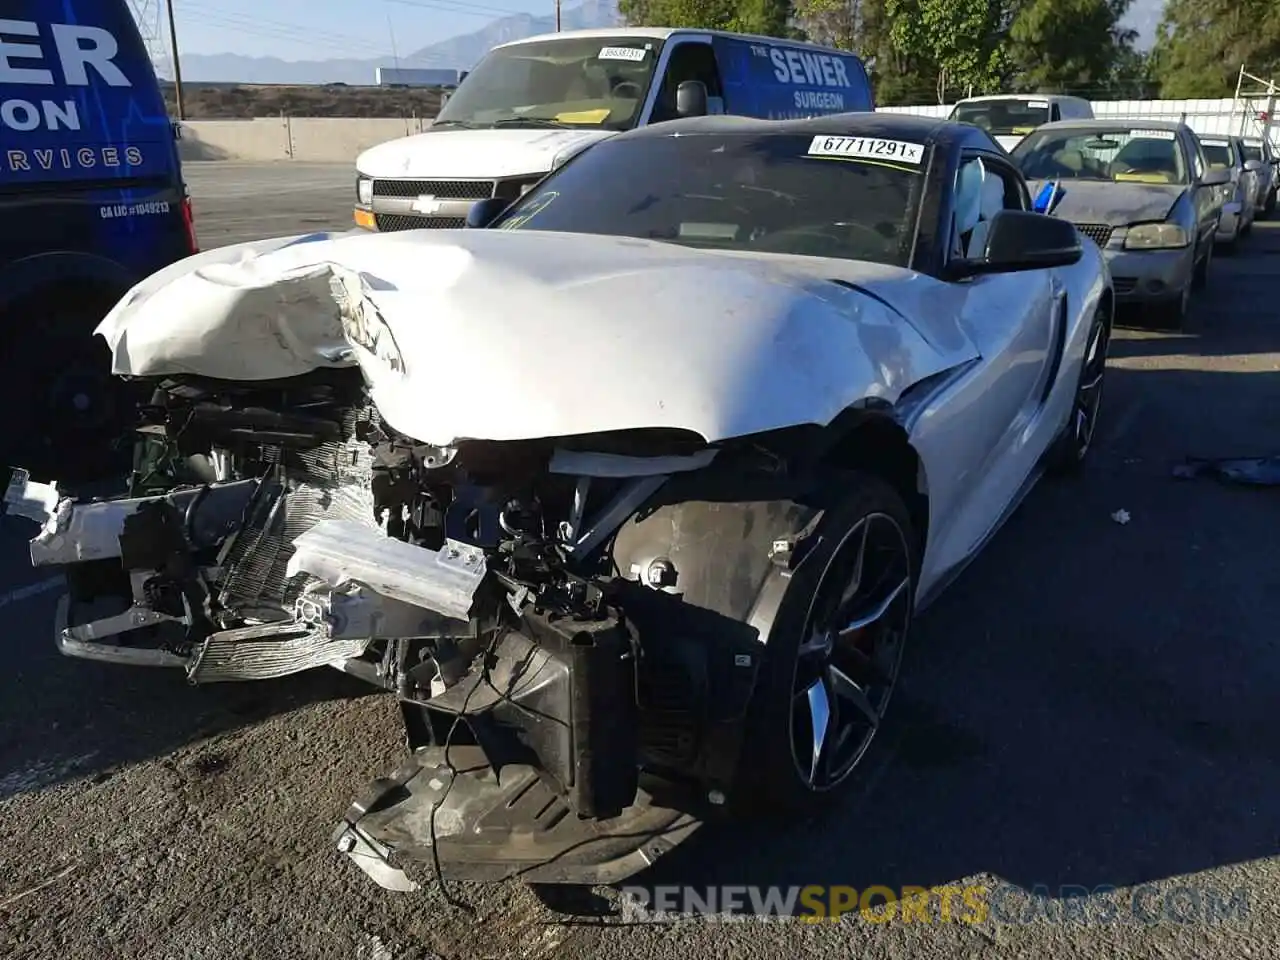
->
141, 0, 554, 62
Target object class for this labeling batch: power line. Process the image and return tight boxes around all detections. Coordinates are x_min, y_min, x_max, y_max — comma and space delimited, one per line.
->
175, 2, 397, 53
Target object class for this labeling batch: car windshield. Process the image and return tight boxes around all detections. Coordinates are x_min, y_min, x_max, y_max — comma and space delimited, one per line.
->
1013, 127, 1190, 185
433, 36, 662, 131
492, 132, 926, 267
951, 99, 1050, 137
1200, 141, 1235, 168
1241, 142, 1264, 163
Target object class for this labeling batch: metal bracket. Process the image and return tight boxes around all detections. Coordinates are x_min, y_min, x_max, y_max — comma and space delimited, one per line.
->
334, 823, 418, 893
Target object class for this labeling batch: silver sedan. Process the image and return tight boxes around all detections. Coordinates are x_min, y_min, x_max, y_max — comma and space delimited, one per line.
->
1240, 136, 1278, 218
1012, 119, 1230, 329
1198, 134, 1259, 249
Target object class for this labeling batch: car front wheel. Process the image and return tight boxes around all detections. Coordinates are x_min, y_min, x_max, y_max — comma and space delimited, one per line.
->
738, 471, 916, 814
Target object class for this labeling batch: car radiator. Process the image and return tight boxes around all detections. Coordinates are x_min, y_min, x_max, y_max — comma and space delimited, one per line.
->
214, 406, 381, 625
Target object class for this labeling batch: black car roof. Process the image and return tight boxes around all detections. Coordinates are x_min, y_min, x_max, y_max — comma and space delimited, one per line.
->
611, 112, 979, 150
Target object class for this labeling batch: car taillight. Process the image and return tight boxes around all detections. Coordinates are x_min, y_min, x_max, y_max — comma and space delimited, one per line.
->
181, 195, 199, 254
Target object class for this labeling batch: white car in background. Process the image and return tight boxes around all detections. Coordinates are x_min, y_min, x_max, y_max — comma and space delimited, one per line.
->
949, 94, 1093, 151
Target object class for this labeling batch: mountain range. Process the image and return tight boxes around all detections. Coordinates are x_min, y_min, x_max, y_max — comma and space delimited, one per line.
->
177, 0, 1165, 86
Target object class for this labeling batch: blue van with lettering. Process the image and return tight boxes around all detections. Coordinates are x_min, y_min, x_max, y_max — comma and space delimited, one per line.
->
354, 28, 874, 231
1, 0, 195, 479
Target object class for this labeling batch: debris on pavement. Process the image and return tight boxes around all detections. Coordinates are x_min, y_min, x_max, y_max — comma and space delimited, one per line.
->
1172, 455, 1280, 487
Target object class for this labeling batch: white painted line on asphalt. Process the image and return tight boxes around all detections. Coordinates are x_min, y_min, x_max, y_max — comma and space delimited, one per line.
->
0, 575, 66, 612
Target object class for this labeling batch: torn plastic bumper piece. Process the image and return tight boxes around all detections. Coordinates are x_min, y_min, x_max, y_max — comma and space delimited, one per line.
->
333, 745, 702, 888
15, 475, 488, 679
3, 472, 261, 567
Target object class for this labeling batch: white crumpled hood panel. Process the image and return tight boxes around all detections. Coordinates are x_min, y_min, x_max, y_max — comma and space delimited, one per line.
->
99, 229, 977, 447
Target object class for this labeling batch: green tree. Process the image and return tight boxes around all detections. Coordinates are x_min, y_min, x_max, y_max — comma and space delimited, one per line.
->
1153, 0, 1280, 98
617, 0, 735, 30
886, 0, 1012, 102
617, 0, 794, 35
1004, 0, 1135, 94
1109, 46, 1160, 98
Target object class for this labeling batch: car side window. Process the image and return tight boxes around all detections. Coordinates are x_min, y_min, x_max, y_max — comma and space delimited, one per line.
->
650, 42, 723, 123
949, 155, 1027, 262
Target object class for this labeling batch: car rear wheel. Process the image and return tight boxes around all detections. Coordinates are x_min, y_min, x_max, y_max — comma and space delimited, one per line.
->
737, 472, 915, 814
0, 287, 138, 485
1048, 304, 1111, 474
1264, 188, 1277, 219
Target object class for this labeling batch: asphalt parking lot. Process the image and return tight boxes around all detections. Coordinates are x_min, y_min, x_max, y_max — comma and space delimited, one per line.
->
2, 161, 1279, 960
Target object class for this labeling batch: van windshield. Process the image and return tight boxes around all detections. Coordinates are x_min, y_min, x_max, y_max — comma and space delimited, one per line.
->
434, 37, 664, 131
951, 99, 1051, 137
1241, 142, 1264, 163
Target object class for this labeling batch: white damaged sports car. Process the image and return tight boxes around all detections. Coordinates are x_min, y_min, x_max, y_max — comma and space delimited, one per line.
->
4, 113, 1112, 890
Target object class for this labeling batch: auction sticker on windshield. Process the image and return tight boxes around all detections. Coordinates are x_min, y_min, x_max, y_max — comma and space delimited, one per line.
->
807, 136, 925, 165
1130, 129, 1176, 140
599, 46, 648, 61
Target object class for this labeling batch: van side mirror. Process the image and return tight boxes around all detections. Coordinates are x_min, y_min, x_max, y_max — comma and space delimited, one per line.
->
676, 80, 708, 118
466, 197, 510, 228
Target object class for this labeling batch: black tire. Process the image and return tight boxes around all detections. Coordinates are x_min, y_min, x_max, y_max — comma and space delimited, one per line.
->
1047, 304, 1111, 475
735, 471, 916, 815
1264, 189, 1277, 219
0, 286, 138, 485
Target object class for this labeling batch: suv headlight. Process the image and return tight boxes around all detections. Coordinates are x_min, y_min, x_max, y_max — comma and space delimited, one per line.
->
356, 176, 373, 207
1123, 223, 1189, 250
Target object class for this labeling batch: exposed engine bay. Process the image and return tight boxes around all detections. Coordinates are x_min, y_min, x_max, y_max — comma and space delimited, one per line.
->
7, 366, 830, 888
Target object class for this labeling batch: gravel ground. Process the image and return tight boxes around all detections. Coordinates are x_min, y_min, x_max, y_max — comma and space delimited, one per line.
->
1, 164, 1278, 959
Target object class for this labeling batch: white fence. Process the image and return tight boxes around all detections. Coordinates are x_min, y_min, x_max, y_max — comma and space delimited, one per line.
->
877, 98, 1280, 147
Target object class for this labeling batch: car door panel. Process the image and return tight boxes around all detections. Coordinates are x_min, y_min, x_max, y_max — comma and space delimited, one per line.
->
914, 155, 1059, 584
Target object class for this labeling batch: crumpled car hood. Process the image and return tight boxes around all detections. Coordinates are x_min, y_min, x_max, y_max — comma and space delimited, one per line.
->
98, 229, 978, 447
1028, 179, 1187, 226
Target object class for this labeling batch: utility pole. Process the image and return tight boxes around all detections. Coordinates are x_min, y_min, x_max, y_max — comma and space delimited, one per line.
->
164, 0, 185, 120
556, 0, 561, 32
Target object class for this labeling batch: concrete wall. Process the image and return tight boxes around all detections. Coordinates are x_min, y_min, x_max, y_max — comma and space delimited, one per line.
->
178, 117, 431, 163
879, 97, 1280, 146
176, 97, 1279, 163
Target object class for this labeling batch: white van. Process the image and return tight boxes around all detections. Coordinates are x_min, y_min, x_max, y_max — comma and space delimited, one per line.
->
353, 27, 875, 231
948, 94, 1093, 151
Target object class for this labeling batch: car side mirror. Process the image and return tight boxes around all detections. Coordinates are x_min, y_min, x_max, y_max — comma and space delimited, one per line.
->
949, 210, 1082, 279
466, 197, 510, 228
1244, 159, 1264, 173
1200, 167, 1231, 186
676, 80, 708, 118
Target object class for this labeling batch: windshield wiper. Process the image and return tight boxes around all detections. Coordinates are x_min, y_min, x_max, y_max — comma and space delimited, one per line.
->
430, 119, 483, 129
491, 117, 572, 129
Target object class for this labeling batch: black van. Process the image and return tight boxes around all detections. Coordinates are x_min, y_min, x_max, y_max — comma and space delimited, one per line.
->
0, 1, 196, 479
